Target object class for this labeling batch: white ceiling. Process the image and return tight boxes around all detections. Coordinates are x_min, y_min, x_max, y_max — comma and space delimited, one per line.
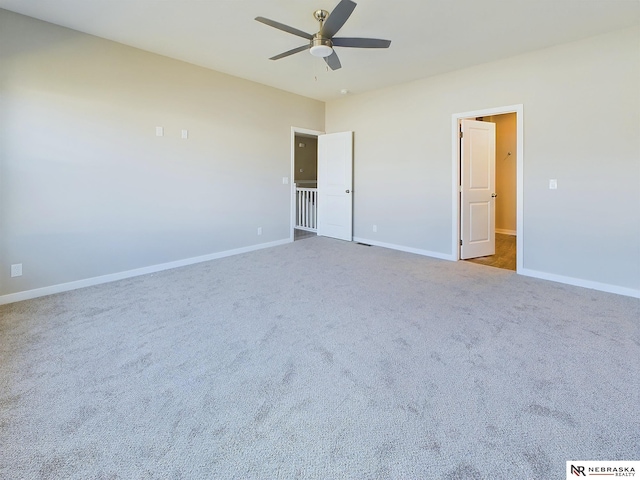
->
1, 0, 638, 101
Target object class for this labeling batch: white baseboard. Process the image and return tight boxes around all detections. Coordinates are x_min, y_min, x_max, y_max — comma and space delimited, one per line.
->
352, 237, 455, 261
0, 238, 292, 306
519, 268, 639, 298
352, 237, 638, 298
496, 229, 517, 236
4, 237, 636, 304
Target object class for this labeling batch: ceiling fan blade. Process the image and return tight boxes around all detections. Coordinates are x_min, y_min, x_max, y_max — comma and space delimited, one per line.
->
321, 0, 357, 38
269, 44, 311, 61
255, 17, 313, 40
332, 37, 391, 48
324, 50, 342, 70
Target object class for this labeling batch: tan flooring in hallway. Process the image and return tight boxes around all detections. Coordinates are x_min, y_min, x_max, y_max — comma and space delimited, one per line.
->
465, 233, 516, 271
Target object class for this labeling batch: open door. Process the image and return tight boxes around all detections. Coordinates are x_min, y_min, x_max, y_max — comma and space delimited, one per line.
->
317, 131, 353, 241
460, 119, 496, 259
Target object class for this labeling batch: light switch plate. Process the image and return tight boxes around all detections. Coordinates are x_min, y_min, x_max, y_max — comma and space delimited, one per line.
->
282, 177, 289, 184
549, 179, 558, 189
156, 126, 164, 137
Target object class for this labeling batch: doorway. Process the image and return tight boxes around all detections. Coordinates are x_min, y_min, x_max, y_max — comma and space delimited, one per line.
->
290, 127, 354, 243
452, 105, 523, 272
293, 130, 319, 241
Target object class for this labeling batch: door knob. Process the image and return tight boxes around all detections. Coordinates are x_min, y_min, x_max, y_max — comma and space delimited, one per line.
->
346, 190, 350, 193
491, 193, 498, 198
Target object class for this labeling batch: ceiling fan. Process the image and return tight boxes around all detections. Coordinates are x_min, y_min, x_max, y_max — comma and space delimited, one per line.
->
255, 0, 391, 71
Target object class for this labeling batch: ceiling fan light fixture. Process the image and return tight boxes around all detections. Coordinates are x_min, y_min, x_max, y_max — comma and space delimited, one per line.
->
310, 44, 333, 57
310, 36, 333, 57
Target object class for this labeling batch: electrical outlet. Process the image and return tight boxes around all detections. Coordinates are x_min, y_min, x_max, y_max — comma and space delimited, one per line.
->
373, 225, 377, 233
549, 179, 558, 190
257, 227, 262, 236
181, 129, 188, 139
11, 264, 22, 277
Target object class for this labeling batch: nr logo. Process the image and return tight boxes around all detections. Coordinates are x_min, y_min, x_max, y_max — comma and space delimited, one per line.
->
571, 465, 586, 476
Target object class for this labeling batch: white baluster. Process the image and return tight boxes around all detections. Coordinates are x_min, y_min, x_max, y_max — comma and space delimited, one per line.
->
297, 189, 302, 228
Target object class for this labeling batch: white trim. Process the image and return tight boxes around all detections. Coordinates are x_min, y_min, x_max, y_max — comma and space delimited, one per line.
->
353, 237, 455, 261
0, 239, 291, 306
452, 104, 524, 272
5, 236, 634, 305
355, 237, 638, 298
495, 228, 517, 236
520, 268, 640, 299
291, 127, 324, 242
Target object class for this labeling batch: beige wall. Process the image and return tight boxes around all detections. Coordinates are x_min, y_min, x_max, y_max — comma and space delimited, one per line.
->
0, 10, 324, 297
294, 135, 318, 184
1, 8, 638, 298
484, 114, 517, 234
326, 26, 640, 292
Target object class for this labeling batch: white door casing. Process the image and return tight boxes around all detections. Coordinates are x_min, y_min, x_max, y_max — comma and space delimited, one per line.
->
317, 131, 353, 241
460, 119, 496, 259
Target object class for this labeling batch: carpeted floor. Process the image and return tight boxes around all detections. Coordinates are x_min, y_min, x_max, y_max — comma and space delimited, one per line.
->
1, 237, 638, 479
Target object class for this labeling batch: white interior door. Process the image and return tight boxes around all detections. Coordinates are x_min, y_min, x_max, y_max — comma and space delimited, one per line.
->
317, 131, 353, 241
461, 119, 496, 259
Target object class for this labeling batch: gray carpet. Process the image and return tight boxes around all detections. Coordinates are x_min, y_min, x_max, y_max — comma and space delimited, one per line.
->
1, 236, 638, 479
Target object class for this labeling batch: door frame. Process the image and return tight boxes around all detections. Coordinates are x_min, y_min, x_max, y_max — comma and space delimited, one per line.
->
290, 126, 324, 242
451, 104, 524, 272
